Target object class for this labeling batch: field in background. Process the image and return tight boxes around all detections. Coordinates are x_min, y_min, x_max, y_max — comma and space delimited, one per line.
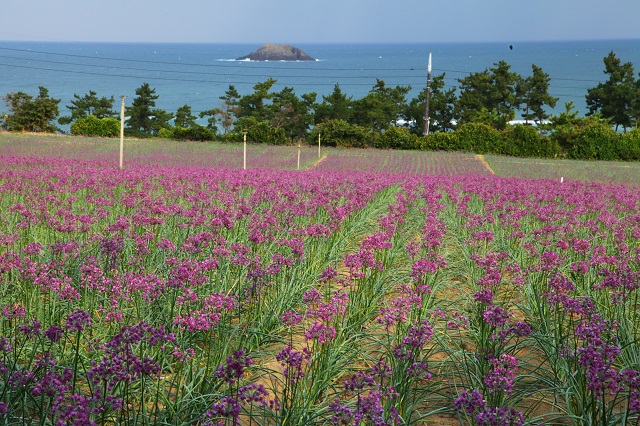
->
2, 132, 640, 186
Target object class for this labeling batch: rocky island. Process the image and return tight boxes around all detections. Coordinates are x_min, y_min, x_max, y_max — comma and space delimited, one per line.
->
236, 43, 316, 61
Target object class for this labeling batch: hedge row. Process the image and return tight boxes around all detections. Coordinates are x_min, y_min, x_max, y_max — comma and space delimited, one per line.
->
312, 120, 640, 161
70, 115, 640, 161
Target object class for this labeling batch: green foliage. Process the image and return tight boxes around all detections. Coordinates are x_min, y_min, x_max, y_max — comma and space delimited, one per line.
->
455, 122, 504, 154
418, 123, 560, 158
59, 91, 116, 125
172, 125, 216, 141
405, 74, 457, 134
519, 64, 558, 125
203, 85, 241, 134
233, 117, 287, 145
1, 86, 60, 133
157, 127, 174, 139
310, 119, 373, 148
418, 132, 460, 151
501, 124, 561, 158
351, 79, 411, 132
314, 83, 352, 124
70, 115, 120, 137
566, 121, 619, 160
376, 126, 418, 150
237, 78, 277, 122
586, 51, 637, 132
617, 128, 640, 161
125, 83, 173, 137
455, 61, 522, 129
545, 102, 606, 153
269, 87, 316, 140
174, 104, 198, 128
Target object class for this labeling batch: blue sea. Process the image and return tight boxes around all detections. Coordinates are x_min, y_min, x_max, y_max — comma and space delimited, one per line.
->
1, 40, 639, 126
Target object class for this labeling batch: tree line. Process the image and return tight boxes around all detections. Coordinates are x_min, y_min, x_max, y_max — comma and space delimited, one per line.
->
2, 52, 640, 160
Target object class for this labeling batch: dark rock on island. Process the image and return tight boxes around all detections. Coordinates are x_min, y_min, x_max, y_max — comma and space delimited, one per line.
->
236, 43, 316, 61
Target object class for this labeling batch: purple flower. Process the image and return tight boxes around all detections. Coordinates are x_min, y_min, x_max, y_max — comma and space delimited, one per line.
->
401, 320, 433, 348
344, 371, 375, 391
65, 309, 91, 332
407, 361, 432, 380
484, 354, 518, 395
482, 305, 511, 328
18, 319, 41, 337
327, 398, 354, 425
205, 397, 241, 423
538, 251, 563, 271
276, 345, 310, 383
302, 288, 322, 304
319, 267, 338, 283
474, 289, 495, 304
2, 303, 26, 319
411, 258, 439, 280
454, 389, 486, 415
0, 336, 12, 352
304, 321, 336, 345
475, 405, 525, 426
280, 311, 303, 327
214, 349, 254, 386
238, 383, 269, 407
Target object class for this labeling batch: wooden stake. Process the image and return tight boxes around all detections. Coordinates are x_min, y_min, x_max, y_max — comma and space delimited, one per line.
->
243, 132, 247, 170
318, 133, 321, 159
297, 142, 301, 170
119, 95, 126, 169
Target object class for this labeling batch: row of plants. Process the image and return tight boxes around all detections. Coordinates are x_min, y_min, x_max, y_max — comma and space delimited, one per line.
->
1, 155, 640, 424
308, 118, 640, 161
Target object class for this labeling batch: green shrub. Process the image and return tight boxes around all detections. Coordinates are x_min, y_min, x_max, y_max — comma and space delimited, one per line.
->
233, 117, 288, 145
310, 119, 373, 148
157, 127, 174, 139
567, 121, 619, 160
376, 126, 418, 150
418, 132, 459, 151
501, 124, 561, 158
617, 128, 640, 161
455, 123, 504, 154
172, 125, 215, 141
70, 115, 120, 137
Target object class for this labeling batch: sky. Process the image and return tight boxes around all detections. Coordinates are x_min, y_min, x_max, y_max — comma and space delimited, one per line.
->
2, 0, 639, 44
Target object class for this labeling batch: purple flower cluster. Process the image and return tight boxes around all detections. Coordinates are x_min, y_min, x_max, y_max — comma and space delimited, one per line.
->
484, 354, 518, 395
276, 345, 310, 383
214, 349, 254, 386
454, 389, 525, 426
87, 322, 174, 389
65, 309, 91, 332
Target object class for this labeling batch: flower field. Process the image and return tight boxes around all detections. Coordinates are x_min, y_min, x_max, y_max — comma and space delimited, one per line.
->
1, 135, 640, 425
484, 154, 640, 187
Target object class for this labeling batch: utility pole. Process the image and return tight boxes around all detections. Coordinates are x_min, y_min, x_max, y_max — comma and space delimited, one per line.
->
119, 95, 126, 169
422, 52, 432, 136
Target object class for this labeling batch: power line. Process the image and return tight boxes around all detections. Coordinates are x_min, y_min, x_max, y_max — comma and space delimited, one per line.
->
0, 62, 410, 87
0, 45, 610, 84
0, 54, 424, 80
0, 61, 587, 103
0, 46, 423, 72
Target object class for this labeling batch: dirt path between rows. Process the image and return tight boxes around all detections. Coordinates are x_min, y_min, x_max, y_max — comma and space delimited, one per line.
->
476, 154, 496, 175
307, 154, 328, 170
